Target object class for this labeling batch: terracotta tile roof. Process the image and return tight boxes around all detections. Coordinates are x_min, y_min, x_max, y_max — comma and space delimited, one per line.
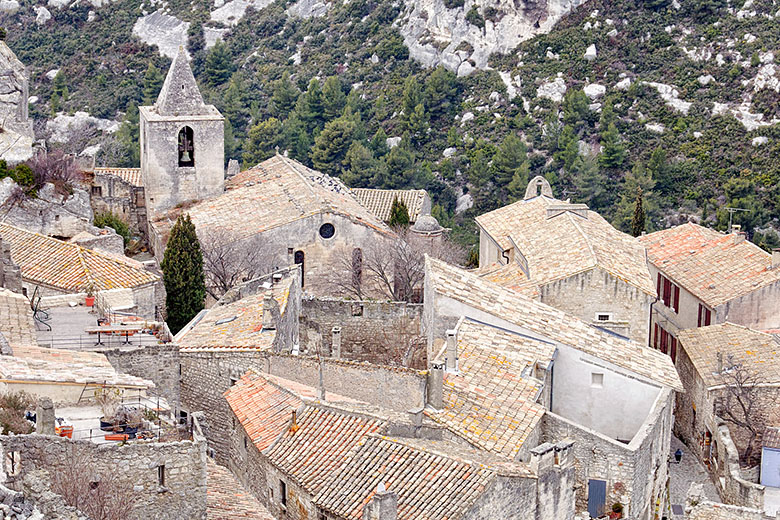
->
763, 427, 780, 449
677, 323, 780, 388
351, 188, 428, 223
0, 288, 36, 349
0, 345, 152, 387
151, 155, 390, 242
263, 404, 385, 495
225, 371, 303, 452
176, 280, 291, 351
93, 167, 142, 187
207, 461, 275, 520
426, 256, 683, 391
475, 262, 540, 299
426, 320, 554, 458
476, 196, 655, 294
314, 435, 499, 520
0, 223, 159, 292
639, 223, 780, 307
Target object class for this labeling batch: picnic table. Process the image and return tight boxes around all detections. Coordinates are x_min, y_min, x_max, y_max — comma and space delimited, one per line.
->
85, 324, 146, 345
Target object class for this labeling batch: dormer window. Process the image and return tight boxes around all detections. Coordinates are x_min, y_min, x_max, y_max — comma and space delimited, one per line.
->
178, 126, 195, 167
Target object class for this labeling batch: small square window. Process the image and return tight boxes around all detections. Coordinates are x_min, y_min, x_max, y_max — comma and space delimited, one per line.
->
591, 373, 604, 388
91, 186, 102, 196
595, 313, 612, 322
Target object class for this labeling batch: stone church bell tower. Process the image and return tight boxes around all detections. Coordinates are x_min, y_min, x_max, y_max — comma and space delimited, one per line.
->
139, 46, 224, 214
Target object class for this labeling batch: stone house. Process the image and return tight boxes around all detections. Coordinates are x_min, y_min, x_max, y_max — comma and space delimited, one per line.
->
639, 223, 780, 362
0, 222, 161, 319
89, 166, 147, 235
475, 176, 655, 344
149, 154, 393, 297
674, 323, 780, 509
223, 369, 577, 520
423, 256, 682, 519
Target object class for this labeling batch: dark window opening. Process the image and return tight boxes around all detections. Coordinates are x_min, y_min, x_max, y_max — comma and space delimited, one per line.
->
89, 481, 99, 490
21, 287, 27, 297
319, 223, 335, 239
158, 465, 165, 487
230, 376, 238, 386
280, 480, 287, 507
179, 410, 188, 425
178, 126, 195, 167
5, 451, 20, 476
698, 304, 712, 327
596, 313, 610, 322
294, 250, 304, 288
91, 186, 102, 196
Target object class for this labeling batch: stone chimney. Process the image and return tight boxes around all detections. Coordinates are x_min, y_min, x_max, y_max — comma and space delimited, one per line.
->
772, 249, 780, 269
529, 442, 556, 474
331, 327, 342, 358
272, 272, 283, 285
730, 225, 746, 245
36, 397, 55, 436
716, 351, 723, 374
445, 329, 457, 373
262, 294, 277, 330
363, 483, 398, 520
426, 364, 444, 409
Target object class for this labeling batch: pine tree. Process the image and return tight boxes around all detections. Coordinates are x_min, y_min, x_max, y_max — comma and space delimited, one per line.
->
203, 41, 234, 86
322, 76, 347, 122
369, 128, 389, 157
243, 117, 282, 166
631, 187, 646, 237
224, 117, 239, 161
492, 134, 528, 185
405, 103, 429, 142
116, 103, 140, 167
400, 76, 423, 129
598, 122, 626, 169
53, 70, 68, 101
310, 114, 358, 176
555, 125, 579, 173
424, 66, 458, 118
507, 162, 531, 201
142, 63, 164, 105
388, 197, 411, 227
295, 78, 325, 134
562, 89, 590, 129
161, 215, 205, 334
270, 72, 299, 117
222, 75, 245, 129
573, 153, 608, 211
342, 142, 382, 187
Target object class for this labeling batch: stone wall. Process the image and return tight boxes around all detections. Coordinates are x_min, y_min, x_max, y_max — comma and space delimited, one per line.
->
100, 343, 181, 412
0, 433, 207, 520
0, 236, 22, 293
539, 267, 653, 345
300, 297, 426, 368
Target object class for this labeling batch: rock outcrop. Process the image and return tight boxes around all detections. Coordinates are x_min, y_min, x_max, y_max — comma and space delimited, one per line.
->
400, 0, 590, 74
132, 10, 189, 58
0, 41, 34, 164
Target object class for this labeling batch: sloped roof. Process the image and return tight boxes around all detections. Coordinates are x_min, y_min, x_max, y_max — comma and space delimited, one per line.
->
475, 262, 540, 299
426, 256, 683, 391
1, 345, 152, 387
207, 461, 275, 520
426, 320, 554, 458
677, 323, 780, 388
176, 279, 292, 351
154, 45, 209, 116
0, 223, 159, 292
351, 189, 428, 223
0, 288, 36, 349
93, 167, 142, 187
476, 196, 655, 295
315, 435, 501, 520
263, 404, 385, 495
151, 155, 390, 243
639, 223, 780, 307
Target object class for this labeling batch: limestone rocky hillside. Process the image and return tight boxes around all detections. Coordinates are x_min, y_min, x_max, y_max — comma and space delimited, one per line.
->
1, 0, 780, 251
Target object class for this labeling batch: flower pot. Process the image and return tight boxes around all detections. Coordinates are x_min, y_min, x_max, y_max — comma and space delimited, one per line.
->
99, 418, 114, 432
85, 296, 95, 307
609, 512, 623, 519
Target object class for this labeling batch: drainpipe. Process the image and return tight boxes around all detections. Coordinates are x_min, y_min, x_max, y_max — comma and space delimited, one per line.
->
648, 296, 659, 348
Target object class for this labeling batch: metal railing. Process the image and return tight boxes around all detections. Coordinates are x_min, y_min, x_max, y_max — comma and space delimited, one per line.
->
36, 333, 162, 350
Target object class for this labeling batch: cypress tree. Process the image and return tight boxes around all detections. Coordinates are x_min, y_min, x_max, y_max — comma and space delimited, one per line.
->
631, 187, 646, 237
161, 215, 205, 334
389, 197, 411, 227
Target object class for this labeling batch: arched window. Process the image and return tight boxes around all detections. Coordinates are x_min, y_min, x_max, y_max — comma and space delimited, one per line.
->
178, 126, 195, 167
294, 250, 305, 288
351, 248, 363, 291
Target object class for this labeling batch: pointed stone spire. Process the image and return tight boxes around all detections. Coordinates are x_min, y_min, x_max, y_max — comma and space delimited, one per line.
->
155, 46, 208, 116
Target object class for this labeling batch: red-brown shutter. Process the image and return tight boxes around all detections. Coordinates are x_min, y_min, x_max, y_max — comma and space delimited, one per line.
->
673, 285, 680, 313
670, 337, 677, 363
705, 308, 712, 326
663, 278, 672, 307
654, 324, 659, 349
661, 328, 668, 354
698, 304, 702, 327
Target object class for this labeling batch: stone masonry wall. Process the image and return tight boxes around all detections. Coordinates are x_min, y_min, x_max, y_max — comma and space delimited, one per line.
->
90, 173, 147, 236
0, 434, 207, 520
300, 297, 426, 368
100, 343, 181, 413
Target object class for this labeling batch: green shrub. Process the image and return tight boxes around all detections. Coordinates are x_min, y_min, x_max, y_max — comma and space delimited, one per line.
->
465, 7, 485, 28
443, 0, 465, 7
94, 212, 131, 246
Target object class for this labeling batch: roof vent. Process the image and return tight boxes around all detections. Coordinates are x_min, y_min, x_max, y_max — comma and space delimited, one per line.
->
215, 316, 237, 325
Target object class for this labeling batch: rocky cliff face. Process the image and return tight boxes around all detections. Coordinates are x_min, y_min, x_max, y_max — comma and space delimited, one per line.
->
0, 178, 93, 238
400, 0, 589, 75
0, 41, 34, 163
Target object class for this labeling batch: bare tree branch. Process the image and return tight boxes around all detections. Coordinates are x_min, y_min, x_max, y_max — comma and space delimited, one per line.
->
716, 354, 765, 465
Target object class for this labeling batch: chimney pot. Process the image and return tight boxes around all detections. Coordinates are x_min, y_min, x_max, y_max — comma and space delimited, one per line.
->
445, 329, 457, 372
772, 249, 780, 269
262, 294, 277, 330
363, 485, 398, 520
732, 231, 746, 245
716, 351, 723, 374
427, 364, 444, 409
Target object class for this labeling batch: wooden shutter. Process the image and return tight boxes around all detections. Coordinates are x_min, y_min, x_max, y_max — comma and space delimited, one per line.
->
705, 308, 712, 326
654, 324, 659, 349
670, 337, 677, 363
698, 304, 702, 327
663, 278, 672, 307
673, 285, 680, 313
